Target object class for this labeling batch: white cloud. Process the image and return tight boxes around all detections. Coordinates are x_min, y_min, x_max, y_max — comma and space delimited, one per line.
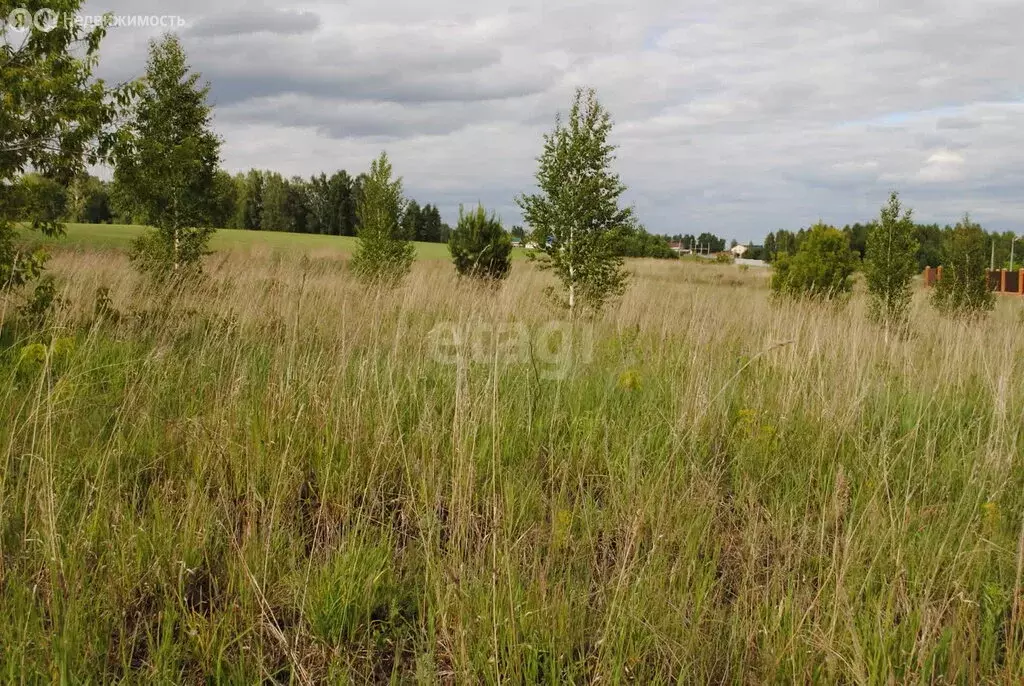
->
915, 150, 966, 183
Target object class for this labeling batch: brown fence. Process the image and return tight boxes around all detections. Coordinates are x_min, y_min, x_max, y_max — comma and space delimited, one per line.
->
923, 266, 1024, 295
1007, 270, 1021, 294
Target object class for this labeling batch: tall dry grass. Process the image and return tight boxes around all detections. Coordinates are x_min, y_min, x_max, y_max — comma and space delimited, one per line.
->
1, 249, 1022, 682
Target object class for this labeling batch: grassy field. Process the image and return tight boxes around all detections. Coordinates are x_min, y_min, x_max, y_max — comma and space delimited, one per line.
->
17, 222, 464, 260
1, 245, 1023, 682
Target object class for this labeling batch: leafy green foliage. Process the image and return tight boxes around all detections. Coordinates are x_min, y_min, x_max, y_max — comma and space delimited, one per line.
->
1, 0, 128, 289
351, 152, 414, 283
208, 166, 452, 242
697, 232, 726, 253
932, 214, 994, 317
448, 204, 512, 281
127, 223, 215, 278
113, 35, 220, 278
232, 169, 264, 230
517, 87, 632, 312
0, 177, 65, 288
16, 174, 69, 223
413, 202, 445, 242
207, 170, 238, 229
915, 223, 945, 269
17, 274, 66, 327
761, 229, 805, 263
865, 192, 919, 332
400, 198, 421, 241
763, 232, 778, 262
67, 174, 113, 223
260, 171, 297, 232
771, 223, 856, 300
843, 222, 872, 260
610, 224, 678, 258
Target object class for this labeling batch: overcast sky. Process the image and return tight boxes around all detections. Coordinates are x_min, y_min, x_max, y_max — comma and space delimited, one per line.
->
80, 0, 1024, 242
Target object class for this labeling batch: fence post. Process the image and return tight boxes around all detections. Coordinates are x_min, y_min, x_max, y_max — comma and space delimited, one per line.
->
937, 266, 943, 284
1019, 268, 1024, 295
924, 266, 932, 286
1001, 269, 1008, 293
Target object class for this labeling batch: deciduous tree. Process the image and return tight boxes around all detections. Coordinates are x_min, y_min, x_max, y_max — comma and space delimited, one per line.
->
113, 34, 220, 278
517, 87, 632, 312
932, 214, 994, 317
865, 192, 919, 334
401, 199, 421, 241
763, 232, 777, 262
1, 0, 126, 289
771, 223, 856, 300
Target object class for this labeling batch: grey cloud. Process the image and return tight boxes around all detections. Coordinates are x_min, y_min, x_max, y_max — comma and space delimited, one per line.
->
218, 96, 497, 139
937, 117, 980, 130
180, 26, 550, 107
185, 9, 321, 38
82, 0, 1024, 238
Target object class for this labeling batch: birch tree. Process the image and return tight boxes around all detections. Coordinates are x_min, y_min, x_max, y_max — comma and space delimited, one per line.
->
932, 214, 994, 317
517, 88, 632, 313
113, 34, 220, 278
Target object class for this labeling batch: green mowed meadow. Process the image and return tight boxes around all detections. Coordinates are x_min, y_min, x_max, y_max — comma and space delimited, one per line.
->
17, 222, 524, 260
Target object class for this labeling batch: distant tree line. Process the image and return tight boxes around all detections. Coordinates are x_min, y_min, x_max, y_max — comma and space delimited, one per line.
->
611, 225, 678, 259
15, 168, 453, 242
667, 233, 768, 260
762, 221, 1018, 271
670, 233, 728, 253
15, 168, 680, 261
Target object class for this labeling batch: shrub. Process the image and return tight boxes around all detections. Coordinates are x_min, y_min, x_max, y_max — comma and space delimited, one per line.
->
608, 225, 678, 259
128, 225, 214, 280
18, 275, 66, 327
932, 214, 994, 317
448, 205, 512, 281
770, 223, 856, 300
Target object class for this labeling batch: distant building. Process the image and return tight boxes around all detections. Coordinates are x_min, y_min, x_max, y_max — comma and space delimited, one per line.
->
730, 244, 749, 257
